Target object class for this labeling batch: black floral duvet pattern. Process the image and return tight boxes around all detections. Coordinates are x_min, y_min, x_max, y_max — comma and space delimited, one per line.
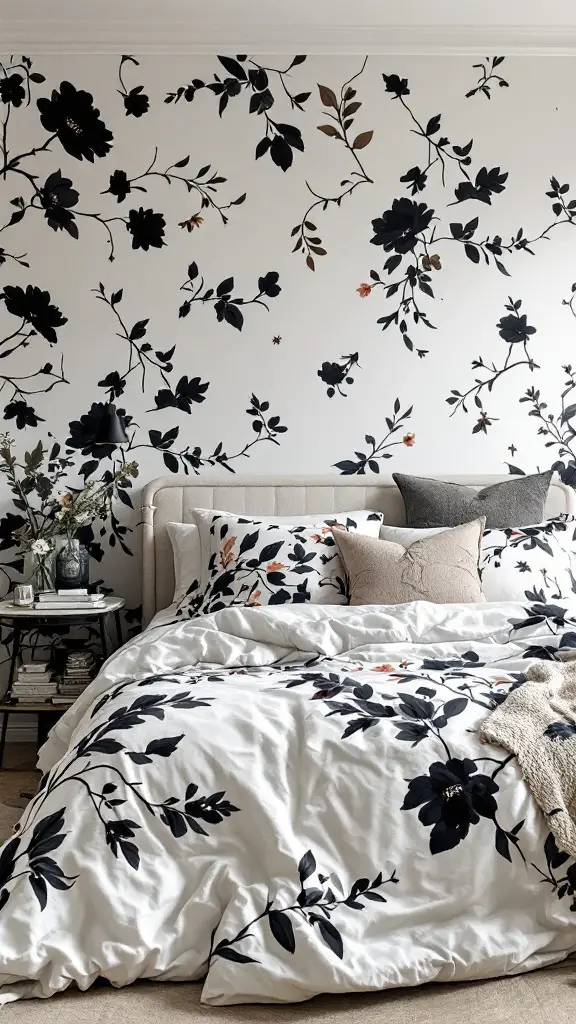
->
1, 599, 576, 1005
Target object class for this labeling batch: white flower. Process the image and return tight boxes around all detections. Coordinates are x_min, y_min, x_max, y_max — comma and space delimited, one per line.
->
57, 491, 73, 506
56, 509, 66, 520
30, 538, 51, 556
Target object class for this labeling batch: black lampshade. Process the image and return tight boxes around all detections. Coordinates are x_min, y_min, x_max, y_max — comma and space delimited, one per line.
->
94, 403, 129, 444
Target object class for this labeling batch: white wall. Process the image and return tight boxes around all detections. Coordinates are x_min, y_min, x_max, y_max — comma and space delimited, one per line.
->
0, 53, 575, 616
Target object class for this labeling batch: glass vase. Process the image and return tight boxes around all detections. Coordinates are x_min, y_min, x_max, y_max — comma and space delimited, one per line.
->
24, 546, 56, 595
55, 537, 90, 590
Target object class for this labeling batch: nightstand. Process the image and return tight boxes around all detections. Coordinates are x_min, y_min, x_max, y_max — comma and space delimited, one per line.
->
0, 596, 125, 767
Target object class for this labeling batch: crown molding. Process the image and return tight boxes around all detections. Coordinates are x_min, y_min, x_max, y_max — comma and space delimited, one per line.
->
3, 22, 576, 55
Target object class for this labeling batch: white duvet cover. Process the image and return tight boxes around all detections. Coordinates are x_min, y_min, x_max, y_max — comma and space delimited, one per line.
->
1, 598, 576, 1004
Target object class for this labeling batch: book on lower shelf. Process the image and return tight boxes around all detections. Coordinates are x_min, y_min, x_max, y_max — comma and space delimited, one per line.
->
13, 696, 56, 705
13, 661, 57, 703
12, 684, 55, 690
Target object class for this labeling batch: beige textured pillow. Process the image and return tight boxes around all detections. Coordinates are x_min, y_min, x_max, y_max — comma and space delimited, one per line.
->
332, 518, 486, 606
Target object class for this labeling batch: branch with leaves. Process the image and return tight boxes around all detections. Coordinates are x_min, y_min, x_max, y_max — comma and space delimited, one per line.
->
179, 262, 281, 331
465, 57, 509, 100
366, 178, 576, 355
0, 56, 46, 179
333, 400, 414, 475
365, 73, 576, 355
209, 848, 397, 966
129, 394, 288, 476
291, 59, 373, 269
502, 286, 576, 484
3, 689, 236, 912
382, 72, 495, 194
0, 283, 68, 428
166, 55, 309, 172
94, 283, 176, 401
447, 298, 539, 433
102, 147, 246, 226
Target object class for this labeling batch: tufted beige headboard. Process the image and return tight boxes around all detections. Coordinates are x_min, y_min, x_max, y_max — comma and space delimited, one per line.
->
140, 474, 575, 624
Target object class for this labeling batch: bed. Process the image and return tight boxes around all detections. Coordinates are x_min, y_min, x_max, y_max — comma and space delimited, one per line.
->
1, 474, 576, 1005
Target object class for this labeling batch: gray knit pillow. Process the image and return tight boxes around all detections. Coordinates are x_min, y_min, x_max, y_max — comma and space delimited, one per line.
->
332, 519, 485, 606
392, 471, 552, 529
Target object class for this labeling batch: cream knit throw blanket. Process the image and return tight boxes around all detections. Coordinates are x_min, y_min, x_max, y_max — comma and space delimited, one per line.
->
480, 660, 576, 857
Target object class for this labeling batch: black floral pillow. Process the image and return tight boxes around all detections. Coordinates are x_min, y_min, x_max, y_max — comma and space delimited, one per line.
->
184, 510, 383, 616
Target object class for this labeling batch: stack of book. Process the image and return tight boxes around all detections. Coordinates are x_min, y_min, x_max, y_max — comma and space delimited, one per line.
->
54, 650, 96, 706
11, 662, 57, 705
34, 589, 106, 611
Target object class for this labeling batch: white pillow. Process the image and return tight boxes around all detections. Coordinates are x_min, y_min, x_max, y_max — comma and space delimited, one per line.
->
183, 508, 383, 615
380, 517, 576, 603
166, 523, 200, 603
168, 510, 383, 606
379, 524, 444, 545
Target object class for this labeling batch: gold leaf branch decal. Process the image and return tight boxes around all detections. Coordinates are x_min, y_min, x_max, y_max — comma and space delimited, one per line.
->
291, 58, 374, 271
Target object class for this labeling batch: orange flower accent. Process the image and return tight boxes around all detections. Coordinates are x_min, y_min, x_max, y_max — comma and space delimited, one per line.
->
247, 590, 262, 606
356, 283, 372, 298
219, 535, 237, 569
402, 432, 416, 447
266, 561, 285, 573
178, 212, 204, 232
374, 664, 395, 672
312, 527, 333, 542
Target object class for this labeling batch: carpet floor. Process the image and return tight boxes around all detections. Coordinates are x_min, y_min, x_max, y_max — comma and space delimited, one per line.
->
1, 747, 575, 1023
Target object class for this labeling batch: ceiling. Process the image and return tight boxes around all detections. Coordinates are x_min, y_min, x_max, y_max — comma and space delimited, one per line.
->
3, 0, 576, 53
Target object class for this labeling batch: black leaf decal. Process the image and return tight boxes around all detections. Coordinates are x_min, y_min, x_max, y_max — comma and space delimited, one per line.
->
268, 910, 296, 953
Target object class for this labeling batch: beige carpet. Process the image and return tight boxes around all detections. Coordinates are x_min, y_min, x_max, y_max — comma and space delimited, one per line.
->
1, 746, 575, 1023
1, 964, 575, 1024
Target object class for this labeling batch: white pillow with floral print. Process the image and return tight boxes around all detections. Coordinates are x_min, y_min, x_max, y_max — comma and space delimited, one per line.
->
187, 509, 383, 615
480, 516, 576, 603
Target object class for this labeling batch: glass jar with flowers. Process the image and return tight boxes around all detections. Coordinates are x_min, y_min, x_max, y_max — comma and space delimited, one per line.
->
0, 433, 138, 595
53, 468, 138, 590
0, 435, 73, 593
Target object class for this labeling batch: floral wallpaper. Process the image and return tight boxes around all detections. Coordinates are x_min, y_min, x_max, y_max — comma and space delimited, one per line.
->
0, 53, 575, 620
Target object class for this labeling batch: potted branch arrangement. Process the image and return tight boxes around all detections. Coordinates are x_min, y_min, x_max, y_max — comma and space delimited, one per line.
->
0, 434, 138, 593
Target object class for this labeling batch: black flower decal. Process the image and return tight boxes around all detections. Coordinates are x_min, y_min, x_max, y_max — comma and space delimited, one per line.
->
39, 170, 79, 237
37, 81, 113, 161
1, 285, 67, 344
3, 399, 44, 429
118, 56, 150, 118
402, 758, 499, 854
497, 312, 537, 345
258, 271, 281, 298
0, 73, 25, 107
105, 169, 131, 203
371, 199, 434, 254
126, 208, 166, 251
382, 73, 410, 98
318, 354, 360, 398
123, 88, 149, 117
